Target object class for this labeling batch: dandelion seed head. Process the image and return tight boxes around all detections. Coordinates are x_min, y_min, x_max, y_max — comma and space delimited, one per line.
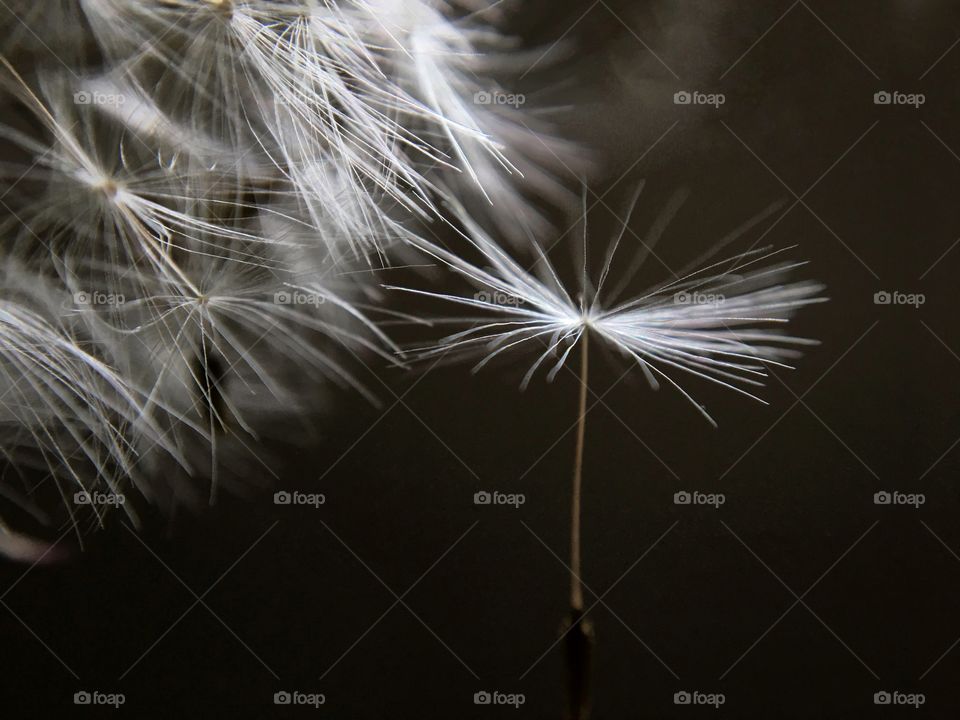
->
0, 0, 572, 557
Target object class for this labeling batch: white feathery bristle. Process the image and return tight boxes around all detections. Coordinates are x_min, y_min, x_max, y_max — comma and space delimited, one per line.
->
391, 189, 827, 427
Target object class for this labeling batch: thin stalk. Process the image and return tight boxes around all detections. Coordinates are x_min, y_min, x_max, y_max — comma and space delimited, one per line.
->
565, 330, 593, 720
570, 330, 589, 611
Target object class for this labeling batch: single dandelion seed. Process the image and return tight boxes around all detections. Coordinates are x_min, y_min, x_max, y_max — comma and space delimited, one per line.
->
390, 186, 827, 719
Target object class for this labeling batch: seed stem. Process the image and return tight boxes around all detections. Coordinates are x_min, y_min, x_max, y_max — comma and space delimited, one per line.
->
570, 331, 588, 611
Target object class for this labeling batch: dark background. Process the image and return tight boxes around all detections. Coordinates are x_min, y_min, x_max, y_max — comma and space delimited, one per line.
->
3, 0, 960, 717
